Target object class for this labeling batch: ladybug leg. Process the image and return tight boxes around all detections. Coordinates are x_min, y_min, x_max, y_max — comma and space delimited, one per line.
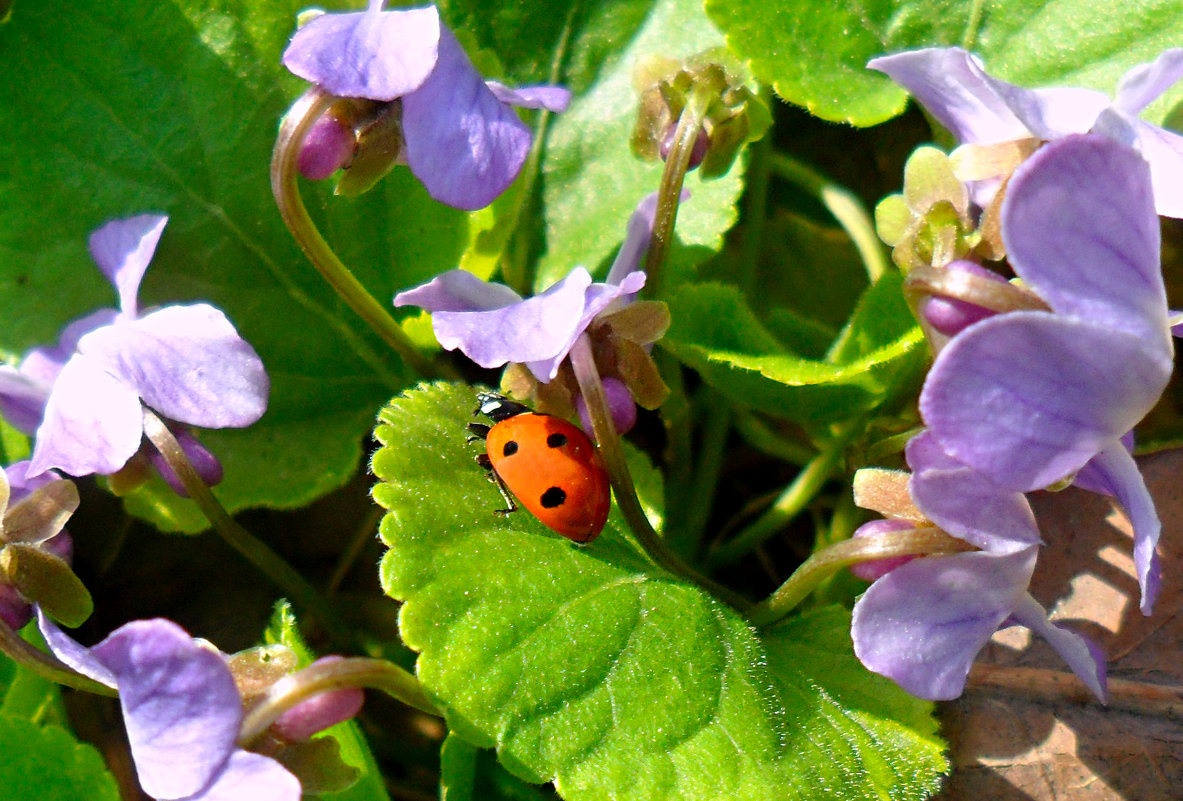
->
466, 422, 490, 443
473, 452, 517, 516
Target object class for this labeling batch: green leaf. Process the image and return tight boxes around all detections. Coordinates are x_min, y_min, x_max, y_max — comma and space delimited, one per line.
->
537, 0, 746, 290
0, 0, 473, 531
372, 383, 946, 801
264, 602, 392, 801
707, 0, 1183, 126
0, 715, 120, 801
662, 273, 926, 425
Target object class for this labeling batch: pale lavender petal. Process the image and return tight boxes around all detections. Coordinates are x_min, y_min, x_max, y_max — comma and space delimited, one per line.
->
37, 609, 117, 687
282, 4, 441, 102
1009, 593, 1107, 701
905, 431, 1039, 553
486, 81, 572, 112
402, 27, 532, 209
1073, 431, 1134, 496
604, 192, 663, 286
522, 271, 645, 380
1002, 135, 1168, 343
92, 619, 242, 800
394, 269, 522, 312
921, 313, 1169, 492
88, 215, 168, 319
430, 268, 592, 371
28, 355, 144, 477
1111, 48, 1183, 115
0, 366, 50, 434
1130, 119, 1183, 219
5, 460, 61, 500
187, 751, 301, 801
868, 48, 1030, 143
1088, 443, 1160, 614
852, 549, 1036, 700
989, 84, 1108, 141
77, 305, 269, 429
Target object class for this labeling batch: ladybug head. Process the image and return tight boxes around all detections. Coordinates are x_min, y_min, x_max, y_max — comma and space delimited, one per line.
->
475, 391, 532, 423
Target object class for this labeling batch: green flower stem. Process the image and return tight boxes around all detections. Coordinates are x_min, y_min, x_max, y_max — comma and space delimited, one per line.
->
141, 410, 349, 642
568, 335, 748, 610
238, 656, 439, 746
666, 388, 730, 558
768, 151, 890, 282
272, 87, 448, 379
748, 527, 975, 627
643, 87, 711, 296
0, 615, 115, 696
705, 445, 842, 571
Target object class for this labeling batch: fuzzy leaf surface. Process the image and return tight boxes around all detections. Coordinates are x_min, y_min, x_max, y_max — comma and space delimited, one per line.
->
372, 382, 945, 800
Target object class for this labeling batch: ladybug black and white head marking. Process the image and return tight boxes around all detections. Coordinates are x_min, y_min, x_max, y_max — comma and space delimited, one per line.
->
475, 391, 531, 423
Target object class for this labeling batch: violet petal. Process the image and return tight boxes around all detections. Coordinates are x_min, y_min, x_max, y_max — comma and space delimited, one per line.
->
852, 548, 1036, 700
88, 215, 168, 320
1002, 135, 1167, 345
77, 305, 269, 429
921, 313, 1168, 492
1111, 48, 1183, 115
485, 81, 572, 112
428, 268, 592, 371
282, 3, 441, 102
92, 619, 242, 800
1008, 592, 1108, 701
28, 355, 144, 478
401, 27, 532, 209
36, 608, 117, 688
186, 750, 301, 801
905, 432, 1039, 553
393, 269, 522, 313
1088, 443, 1161, 614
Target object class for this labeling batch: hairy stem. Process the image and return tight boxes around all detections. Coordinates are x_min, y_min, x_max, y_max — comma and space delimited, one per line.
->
239, 656, 439, 746
0, 615, 115, 696
141, 411, 349, 641
568, 336, 748, 609
272, 87, 447, 378
749, 527, 975, 626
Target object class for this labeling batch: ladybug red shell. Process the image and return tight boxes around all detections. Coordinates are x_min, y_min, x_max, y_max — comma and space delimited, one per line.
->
468, 391, 610, 543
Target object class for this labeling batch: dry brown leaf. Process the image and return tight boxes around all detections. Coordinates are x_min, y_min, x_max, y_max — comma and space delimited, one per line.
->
936, 449, 1183, 800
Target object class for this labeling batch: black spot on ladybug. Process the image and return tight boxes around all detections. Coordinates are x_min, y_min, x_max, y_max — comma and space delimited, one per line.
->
502, 440, 519, 457
540, 486, 566, 508
546, 432, 567, 448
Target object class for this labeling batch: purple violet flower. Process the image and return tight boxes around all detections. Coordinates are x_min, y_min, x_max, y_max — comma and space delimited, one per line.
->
38, 613, 301, 801
851, 432, 1106, 701
868, 47, 1183, 216
393, 194, 657, 381
920, 135, 1172, 614
282, 1, 571, 210
0, 215, 269, 480
0, 462, 75, 630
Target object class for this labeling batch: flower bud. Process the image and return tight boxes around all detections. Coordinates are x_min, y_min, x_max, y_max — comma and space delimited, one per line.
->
298, 112, 356, 180
271, 657, 365, 742
147, 428, 224, 497
919, 260, 1005, 336
577, 377, 638, 436
849, 518, 918, 582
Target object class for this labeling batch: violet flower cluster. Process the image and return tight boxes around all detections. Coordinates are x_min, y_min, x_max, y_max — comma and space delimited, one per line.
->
282, 0, 571, 209
850, 50, 1178, 702
39, 613, 362, 801
0, 214, 268, 492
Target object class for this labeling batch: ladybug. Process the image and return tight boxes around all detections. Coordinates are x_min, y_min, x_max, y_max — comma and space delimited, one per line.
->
467, 391, 610, 543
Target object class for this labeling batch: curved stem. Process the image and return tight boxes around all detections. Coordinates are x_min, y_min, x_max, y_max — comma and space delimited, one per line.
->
141, 411, 350, 641
0, 616, 115, 696
748, 527, 975, 626
705, 445, 842, 571
239, 656, 439, 746
568, 335, 748, 609
769, 152, 890, 282
272, 87, 447, 379
643, 87, 710, 296
904, 264, 1049, 316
